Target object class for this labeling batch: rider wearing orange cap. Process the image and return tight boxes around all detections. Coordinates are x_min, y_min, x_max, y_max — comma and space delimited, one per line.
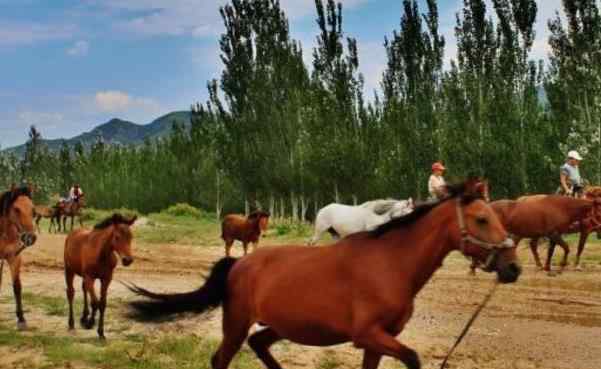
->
428, 162, 447, 200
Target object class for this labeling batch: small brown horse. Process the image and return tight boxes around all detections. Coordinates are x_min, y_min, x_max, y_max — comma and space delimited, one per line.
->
0, 186, 37, 330
221, 211, 270, 257
490, 195, 595, 272
34, 205, 61, 233
127, 181, 520, 369
64, 213, 136, 339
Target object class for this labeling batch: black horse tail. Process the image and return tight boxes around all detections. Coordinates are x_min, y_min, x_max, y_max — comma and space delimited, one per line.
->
125, 257, 238, 321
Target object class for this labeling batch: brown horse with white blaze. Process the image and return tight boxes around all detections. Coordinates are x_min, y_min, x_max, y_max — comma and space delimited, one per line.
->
64, 213, 136, 339
126, 180, 520, 369
221, 211, 270, 257
0, 185, 37, 330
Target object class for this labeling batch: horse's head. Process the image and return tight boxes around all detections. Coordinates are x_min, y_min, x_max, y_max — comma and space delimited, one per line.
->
450, 185, 520, 284
1, 186, 37, 247
249, 211, 270, 232
389, 199, 414, 218
96, 214, 136, 266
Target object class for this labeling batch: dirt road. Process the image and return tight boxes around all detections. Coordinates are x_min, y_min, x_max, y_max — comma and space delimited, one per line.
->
1, 232, 600, 369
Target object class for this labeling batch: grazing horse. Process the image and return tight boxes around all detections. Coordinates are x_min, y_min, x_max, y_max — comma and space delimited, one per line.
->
309, 200, 414, 245
34, 205, 61, 233
0, 186, 37, 330
64, 213, 136, 339
487, 195, 595, 272
221, 211, 270, 257
126, 180, 520, 369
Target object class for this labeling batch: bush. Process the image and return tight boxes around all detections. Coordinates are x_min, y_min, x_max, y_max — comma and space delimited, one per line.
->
80, 208, 140, 223
161, 203, 202, 218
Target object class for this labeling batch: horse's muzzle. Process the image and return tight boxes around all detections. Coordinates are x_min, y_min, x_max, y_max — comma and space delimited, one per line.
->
497, 262, 521, 284
122, 257, 134, 267
20, 233, 37, 247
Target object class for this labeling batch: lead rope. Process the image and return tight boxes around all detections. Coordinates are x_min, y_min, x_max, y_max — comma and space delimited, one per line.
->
439, 282, 498, 369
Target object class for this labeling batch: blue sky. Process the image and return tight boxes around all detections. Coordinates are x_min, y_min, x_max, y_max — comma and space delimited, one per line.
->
0, 0, 562, 147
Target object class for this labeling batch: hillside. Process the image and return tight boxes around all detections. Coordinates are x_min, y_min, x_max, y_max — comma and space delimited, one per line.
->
4, 111, 192, 156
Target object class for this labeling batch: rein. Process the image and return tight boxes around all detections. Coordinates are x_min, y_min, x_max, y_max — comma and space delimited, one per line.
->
439, 282, 498, 369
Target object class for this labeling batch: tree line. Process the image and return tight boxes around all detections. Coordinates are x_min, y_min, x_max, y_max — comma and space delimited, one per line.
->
1, 0, 600, 219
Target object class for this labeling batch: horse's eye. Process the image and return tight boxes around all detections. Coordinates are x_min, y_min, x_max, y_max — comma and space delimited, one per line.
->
476, 217, 488, 225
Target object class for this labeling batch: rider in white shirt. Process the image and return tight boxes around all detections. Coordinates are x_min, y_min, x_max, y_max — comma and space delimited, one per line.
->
68, 184, 84, 203
428, 162, 447, 200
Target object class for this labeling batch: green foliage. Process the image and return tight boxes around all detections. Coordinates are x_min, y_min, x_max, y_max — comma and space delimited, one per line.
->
162, 203, 202, 218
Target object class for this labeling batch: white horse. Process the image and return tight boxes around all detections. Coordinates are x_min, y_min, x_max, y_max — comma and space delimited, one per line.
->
309, 199, 413, 245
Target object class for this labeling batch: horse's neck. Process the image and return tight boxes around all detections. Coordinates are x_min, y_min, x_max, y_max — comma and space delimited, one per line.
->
89, 229, 114, 261
384, 203, 456, 295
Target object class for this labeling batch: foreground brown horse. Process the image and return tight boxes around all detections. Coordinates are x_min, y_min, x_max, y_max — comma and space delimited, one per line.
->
490, 195, 595, 272
64, 214, 136, 339
34, 205, 61, 233
0, 186, 37, 329
221, 211, 270, 257
127, 182, 520, 369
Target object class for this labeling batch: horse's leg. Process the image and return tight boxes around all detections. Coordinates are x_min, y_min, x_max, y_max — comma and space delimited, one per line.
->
309, 221, 328, 246
529, 238, 543, 270
65, 269, 75, 330
211, 305, 250, 369
83, 276, 98, 329
8, 256, 27, 330
243, 242, 248, 256
574, 230, 589, 270
353, 327, 420, 369
468, 259, 477, 276
224, 240, 234, 258
544, 239, 556, 272
362, 350, 383, 369
35, 216, 41, 234
555, 236, 570, 271
251, 241, 258, 253
70, 215, 74, 231
97, 277, 111, 339
248, 328, 284, 369
80, 279, 90, 327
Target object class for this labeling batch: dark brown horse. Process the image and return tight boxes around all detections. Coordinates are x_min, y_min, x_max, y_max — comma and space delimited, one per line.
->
64, 213, 136, 339
490, 195, 594, 272
126, 181, 520, 369
0, 186, 37, 330
57, 196, 85, 233
221, 211, 270, 257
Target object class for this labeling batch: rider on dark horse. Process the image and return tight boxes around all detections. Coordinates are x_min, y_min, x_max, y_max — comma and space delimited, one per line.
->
558, 150, 585, 198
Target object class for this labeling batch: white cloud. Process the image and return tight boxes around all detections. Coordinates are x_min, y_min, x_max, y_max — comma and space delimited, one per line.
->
0, 22, 74, 46
67, 40, 89, 56
94, 90, 161, 114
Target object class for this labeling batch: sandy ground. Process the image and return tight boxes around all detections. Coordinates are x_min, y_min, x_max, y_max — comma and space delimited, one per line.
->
0, 231, 600, 369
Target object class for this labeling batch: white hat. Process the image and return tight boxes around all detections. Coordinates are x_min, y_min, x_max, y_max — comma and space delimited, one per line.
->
568, 150, 583, 161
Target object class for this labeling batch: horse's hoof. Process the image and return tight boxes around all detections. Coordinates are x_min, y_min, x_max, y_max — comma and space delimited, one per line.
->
98, 334, 106, 341
575, 265, 583, 271
546, 271, 558, 277
17, 321, 28, 331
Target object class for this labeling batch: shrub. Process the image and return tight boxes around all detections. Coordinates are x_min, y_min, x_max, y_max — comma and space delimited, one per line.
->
161, 203, 202, 218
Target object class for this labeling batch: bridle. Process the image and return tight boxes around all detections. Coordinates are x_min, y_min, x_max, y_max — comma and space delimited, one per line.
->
1, 207, 35, 257
455, 198, 514, 271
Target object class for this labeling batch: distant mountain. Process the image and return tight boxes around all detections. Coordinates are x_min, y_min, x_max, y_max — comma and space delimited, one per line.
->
4, 111, 192, 156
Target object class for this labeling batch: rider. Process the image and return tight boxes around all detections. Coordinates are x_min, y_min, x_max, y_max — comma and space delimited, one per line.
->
559, 151, 584, 198
428, 162, 447, 201
68, 183, 84, 203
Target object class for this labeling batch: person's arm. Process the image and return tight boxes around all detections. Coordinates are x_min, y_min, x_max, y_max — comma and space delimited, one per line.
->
560, 172, 571, 194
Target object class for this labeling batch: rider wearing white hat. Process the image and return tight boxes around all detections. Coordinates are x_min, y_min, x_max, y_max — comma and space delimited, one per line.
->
559, 150, 584, 197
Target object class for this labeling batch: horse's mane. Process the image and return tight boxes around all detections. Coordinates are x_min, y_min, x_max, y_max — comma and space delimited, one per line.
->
0, 187, 32, 217
370, 181, 480, 237
94, 213, 135, 230
360, 199, 399, 215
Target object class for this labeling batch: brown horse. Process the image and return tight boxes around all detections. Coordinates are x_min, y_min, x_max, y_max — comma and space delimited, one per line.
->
221, 211, 270, 257
126, 181, 520, 369
58, 196, 85, 233
34, 205, 61, 233
490, 195, 595, 272
0, 186, 37, 330
64, 213, 136, 339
